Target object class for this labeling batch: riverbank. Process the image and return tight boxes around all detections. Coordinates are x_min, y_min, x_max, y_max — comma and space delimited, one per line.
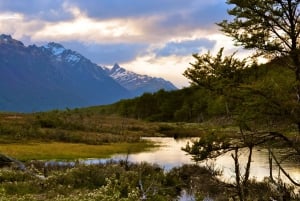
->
0, 112, 215, 161
0, 141, 154, 161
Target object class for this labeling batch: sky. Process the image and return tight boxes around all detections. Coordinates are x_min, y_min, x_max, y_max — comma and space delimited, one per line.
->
0, 0, 247, 88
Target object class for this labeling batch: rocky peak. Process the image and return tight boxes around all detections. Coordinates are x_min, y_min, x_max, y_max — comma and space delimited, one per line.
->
0, 34, 12, 41
111, 63, 125, 73
0, 34, 24, 47
104, 64, 177, 95
42, 42, 83, 64
43, 42, 66, 56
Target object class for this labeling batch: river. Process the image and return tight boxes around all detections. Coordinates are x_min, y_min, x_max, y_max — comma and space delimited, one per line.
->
84, 137, 300, 184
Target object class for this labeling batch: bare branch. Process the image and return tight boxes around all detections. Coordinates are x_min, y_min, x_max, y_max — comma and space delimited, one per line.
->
270, 149, 300, 186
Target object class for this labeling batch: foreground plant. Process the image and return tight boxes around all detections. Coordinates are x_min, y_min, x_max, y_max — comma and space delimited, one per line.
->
0, 161, 297, 201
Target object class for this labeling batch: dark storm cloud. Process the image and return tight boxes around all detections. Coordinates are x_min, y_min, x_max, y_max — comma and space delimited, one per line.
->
155, 39, 216, 57
62, 41, 148, 65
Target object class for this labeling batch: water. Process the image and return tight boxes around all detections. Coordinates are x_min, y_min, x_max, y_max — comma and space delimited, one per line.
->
84, 137, 196, 170
84, 137, 300, 184
214, 147, 300, 183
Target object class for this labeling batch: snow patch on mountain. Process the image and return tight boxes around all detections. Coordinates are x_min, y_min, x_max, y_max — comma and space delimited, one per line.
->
43, 42, 65, 56
65, 53, 81, 63
103, 63, 177, 96
43, 42, 83, 64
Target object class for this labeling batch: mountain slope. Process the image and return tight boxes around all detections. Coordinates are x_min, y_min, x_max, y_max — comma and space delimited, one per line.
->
103, 64, 177, 96
0, 35, 131, 112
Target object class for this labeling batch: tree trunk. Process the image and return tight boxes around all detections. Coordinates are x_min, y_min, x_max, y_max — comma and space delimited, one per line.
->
268, 148, 274, 182
232, 148, 245, 201
225, 101, 230, 117
243, 146, 253, 185
291, 51, 300, 134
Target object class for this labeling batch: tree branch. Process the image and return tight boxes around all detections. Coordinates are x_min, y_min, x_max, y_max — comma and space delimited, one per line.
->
270, 149, 300, 186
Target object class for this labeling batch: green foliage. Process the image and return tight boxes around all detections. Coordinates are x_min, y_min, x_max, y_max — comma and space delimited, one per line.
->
219, 0, 300, 57
183, 47, 247, 89
181, 45, 300, 199
0, 162, 188, 201
0, 162, 298, 201
104, 86, 226, 122
183, 132, 230, 161
218, 0, 300, 130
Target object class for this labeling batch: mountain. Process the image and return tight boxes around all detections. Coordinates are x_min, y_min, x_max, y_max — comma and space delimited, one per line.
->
0, 34, 131, 112
103, 63, 177, 96
0, 34, 178, 112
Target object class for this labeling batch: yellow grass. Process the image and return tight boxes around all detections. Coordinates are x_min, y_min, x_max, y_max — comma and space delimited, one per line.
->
0, 141, 152, 161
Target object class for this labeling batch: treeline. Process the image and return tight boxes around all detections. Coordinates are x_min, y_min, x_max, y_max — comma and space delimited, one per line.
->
110, 87, 225, 122
110, 87, 209, 122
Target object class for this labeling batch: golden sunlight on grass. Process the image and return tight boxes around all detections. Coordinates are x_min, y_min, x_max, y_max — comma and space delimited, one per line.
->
0, 141, 153, 161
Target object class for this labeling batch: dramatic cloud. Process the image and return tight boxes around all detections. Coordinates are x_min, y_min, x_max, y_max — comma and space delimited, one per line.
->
32, 15, 143, 43
0, 0, 237, 87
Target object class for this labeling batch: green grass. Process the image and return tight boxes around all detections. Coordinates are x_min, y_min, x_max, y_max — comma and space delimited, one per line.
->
0, 141, 153, 161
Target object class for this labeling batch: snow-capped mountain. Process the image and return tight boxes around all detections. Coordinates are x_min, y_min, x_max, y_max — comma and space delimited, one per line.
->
42, 42, 82, 64
0, 34, 130, 112
0, 34, 178, 112
40, 42, 110, 81
103, 63, 177, 96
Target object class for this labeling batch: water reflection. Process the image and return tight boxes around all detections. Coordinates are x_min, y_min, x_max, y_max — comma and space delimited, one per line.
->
125, 137, 196, 170
84, 137, 196, 170
213, 147, 300, 183
85, 137, 300, 184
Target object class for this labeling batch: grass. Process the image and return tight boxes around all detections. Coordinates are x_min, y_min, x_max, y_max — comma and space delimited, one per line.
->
0, 141, 154, 161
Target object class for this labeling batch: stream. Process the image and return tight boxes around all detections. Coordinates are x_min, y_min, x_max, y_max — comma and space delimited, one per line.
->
83, 137, 300, 184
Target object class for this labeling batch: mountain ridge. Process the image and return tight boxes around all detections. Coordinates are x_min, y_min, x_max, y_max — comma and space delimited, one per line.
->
0, 34, 130, 112
0, 34, 177, 112
103, 63, 177, 96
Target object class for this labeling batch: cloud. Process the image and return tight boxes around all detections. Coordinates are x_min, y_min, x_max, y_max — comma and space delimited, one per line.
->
156, 1, 228, 31
31, 14, 143, 43
0, 12, 46, 42
155, 38, 216, 57
0, 0, 229, 45
122, 54, 193, 88
66, 0, 191, 19
62, 41, 148, 65
0, 0, 73, 21
0, 0, 226, 23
